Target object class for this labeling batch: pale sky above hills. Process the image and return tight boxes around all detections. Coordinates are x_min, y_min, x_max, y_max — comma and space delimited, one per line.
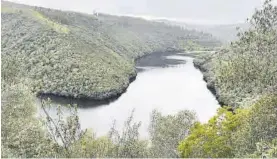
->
6, 0, 276, 25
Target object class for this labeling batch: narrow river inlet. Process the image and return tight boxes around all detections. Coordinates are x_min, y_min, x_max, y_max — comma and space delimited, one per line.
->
41, 53, 219, 138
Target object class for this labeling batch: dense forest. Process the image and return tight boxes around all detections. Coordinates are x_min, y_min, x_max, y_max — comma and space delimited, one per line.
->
2, 1, 220, 100
1, 0, 277, 158
189, 0, 277, 157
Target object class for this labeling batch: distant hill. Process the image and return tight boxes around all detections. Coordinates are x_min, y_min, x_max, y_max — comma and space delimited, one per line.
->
192, 23, 250, 43
2, 1, 221, 100
155, 19, 250, 43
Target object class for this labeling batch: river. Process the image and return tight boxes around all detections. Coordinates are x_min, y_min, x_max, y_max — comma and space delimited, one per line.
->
39, 52, 219, 138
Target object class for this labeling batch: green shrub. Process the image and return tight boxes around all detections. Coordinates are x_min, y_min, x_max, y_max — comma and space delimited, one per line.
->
178, 107, 247, 158
232, 94, 277, 157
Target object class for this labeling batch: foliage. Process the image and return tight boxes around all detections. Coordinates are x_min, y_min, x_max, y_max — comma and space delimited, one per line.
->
231, 94, 277, 157
1, 1, 219, 158
179, 93, 277, 158
30, 10, 70, 33
194, 0, 277, 107
3, 0, 277, 158
40, 99, 87, 157
178, 107, 247, 158
149, 109, 197, 157
1, 83, 57, 158
183, 40, 205, 51
2, 87, 198, 158
182, 2, 277, 156
106, 110, 150, 158
1, 1, 220, 100
249, 139, 277, 158
189, 2, 277, 157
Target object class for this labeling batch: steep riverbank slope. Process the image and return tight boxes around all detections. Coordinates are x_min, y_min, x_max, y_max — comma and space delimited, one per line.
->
1, 1, 220, 100
192, 3, 277, 108
178, 2, 277, 158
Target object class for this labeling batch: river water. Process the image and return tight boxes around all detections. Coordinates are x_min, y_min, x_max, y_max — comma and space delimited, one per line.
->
40, 53, 219, 138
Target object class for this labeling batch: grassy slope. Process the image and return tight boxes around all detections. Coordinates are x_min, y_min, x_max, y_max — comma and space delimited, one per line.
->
1, 1, 221, 100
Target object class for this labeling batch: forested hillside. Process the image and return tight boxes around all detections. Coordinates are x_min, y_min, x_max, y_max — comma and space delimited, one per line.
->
181, 1, 277, 157
1, 1, 220, 100
2, 0, 277, 158
193, 0, 277, 107
1, 1, 220, 157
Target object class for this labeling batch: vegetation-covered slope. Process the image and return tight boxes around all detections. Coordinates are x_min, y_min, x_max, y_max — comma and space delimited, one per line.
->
1, 1, 220, 100
193, 0, 277, 107
179, 1, 277, 158
2, 0, 277, 158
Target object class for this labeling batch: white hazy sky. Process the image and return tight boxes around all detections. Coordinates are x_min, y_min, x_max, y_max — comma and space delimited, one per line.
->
6, 0, 275, 25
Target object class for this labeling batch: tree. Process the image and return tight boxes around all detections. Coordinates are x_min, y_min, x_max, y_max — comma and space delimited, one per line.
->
149, 109, 197, 157
1, 83, 57, 158
40, 99, 87, 157
232, 94, 277, 157
107, 109, 150, 158
178, 107, 247, 158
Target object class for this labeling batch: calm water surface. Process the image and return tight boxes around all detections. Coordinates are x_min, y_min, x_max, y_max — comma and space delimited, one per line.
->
41, 55, 219, 138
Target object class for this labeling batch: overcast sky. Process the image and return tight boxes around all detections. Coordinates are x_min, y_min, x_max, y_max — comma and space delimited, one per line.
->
7, 0, 272, 25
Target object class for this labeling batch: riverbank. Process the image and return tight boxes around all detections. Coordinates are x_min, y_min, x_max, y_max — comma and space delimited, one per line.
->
2, 1, 221, 105
47, 55, 219, 138
39, 50, 223, 107
192, 52, 235, 107
38, 50, 187, 105
192, 56, 225, 106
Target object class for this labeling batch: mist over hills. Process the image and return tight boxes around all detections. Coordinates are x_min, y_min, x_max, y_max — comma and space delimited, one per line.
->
155, 19, 250, 43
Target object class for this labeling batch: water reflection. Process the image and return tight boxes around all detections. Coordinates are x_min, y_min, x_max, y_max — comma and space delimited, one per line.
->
41, 55, 219, 138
